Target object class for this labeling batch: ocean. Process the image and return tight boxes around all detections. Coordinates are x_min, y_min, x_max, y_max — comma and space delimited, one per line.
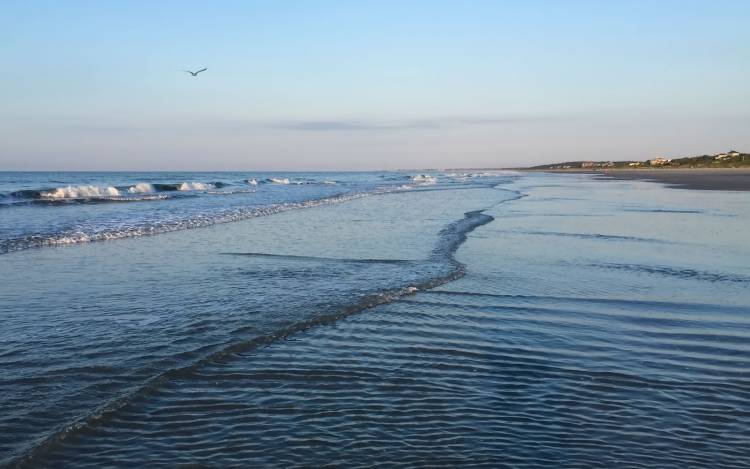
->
1, 171, 748, 467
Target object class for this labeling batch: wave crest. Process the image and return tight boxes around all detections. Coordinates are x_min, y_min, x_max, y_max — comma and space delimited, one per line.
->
127, 183, 154, 194
41, 185, 122, 199
411, 174, 437, 185
0, 184, 418, 254
178, 182, 212, 191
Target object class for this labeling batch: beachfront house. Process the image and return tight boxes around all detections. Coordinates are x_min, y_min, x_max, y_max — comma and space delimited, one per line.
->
716, 151, 739, 160
649, 157, 671, 166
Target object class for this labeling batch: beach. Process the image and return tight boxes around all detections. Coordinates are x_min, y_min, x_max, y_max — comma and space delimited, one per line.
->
2, 171, 749, 467
3, 1, 749, 466
532, 168, 750, 191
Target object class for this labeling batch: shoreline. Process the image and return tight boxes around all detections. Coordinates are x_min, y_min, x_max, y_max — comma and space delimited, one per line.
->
18, 172, 749, 466
521, 168, 750, 191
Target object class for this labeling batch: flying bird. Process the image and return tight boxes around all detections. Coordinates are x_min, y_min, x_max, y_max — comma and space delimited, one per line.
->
183, 68, 207, 77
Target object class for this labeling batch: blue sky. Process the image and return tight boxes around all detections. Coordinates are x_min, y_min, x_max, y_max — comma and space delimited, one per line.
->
1, 0, 748, 170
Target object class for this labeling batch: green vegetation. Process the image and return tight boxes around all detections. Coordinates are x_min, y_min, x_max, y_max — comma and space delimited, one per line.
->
661, 152, 750, 168
526, 150, 750, 170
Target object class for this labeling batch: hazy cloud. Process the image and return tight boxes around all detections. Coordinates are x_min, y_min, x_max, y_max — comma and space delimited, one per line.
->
268, 115, 556, 132
13, 114, 558, 135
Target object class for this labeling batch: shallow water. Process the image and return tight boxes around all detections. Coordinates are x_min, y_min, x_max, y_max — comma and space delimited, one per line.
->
0, 171, 466, 254
1, 171, 749, 467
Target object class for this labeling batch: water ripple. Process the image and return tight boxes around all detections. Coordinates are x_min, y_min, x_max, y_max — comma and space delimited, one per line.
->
15, 288, 750, 468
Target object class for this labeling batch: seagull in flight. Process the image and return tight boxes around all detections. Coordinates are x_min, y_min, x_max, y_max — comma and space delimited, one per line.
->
183, 67, 207, 77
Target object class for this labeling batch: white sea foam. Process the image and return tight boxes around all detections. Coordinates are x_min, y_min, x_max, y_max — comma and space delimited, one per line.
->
246, 179, 258, 186
450, 171, 516, 179
1, 184, 415, 254
267, 178, 290, 185
134, 194, 169, 201
448, 172, 492, 180
178, 182, 212, 191
127, 183, 155, 194
41, 185, 121, 199
323, 180, 337, 185
410, 174, 437, 185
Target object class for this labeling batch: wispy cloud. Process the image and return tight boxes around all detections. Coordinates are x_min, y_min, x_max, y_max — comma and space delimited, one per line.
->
11, 113, 562, 135
268, 120, 436, 131
268, 115, 557, 132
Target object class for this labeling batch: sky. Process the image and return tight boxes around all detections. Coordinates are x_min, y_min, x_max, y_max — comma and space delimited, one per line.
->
1, 0, 749, 170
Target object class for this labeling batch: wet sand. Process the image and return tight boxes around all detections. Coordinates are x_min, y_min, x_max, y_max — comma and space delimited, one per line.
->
532, 169, 750, 191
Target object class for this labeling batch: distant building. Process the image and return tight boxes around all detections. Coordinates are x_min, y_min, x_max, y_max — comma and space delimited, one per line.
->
728, 150, 740, 157
628, 162, 642, 167
581, 162, 595, 168
715, 153, 729, 160
649, 157, 671, 166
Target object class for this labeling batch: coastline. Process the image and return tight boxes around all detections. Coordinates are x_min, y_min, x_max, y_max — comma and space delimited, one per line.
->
0, 177, 513, 465
521, 168, 750, 191
14, 172, 750, 467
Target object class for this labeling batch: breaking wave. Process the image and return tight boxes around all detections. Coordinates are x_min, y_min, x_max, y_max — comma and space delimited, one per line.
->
0, 172, 502, 253
264, 178, 290, 185
7, 181, 221, 201
126, 183, 154, 194
8, 185, 124, 200
151, 182, 216, 192
0, 185, 415, 255
3, 181, 248, 205
178, 181, 211, 191
411, 174, 437, 185
41, 185, 121, 199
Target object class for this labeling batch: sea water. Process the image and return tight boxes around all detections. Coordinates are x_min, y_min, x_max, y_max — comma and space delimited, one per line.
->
1, 171, 748, 467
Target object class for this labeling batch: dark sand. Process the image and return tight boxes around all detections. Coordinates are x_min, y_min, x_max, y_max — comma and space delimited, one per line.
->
532, 169, 750, 191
